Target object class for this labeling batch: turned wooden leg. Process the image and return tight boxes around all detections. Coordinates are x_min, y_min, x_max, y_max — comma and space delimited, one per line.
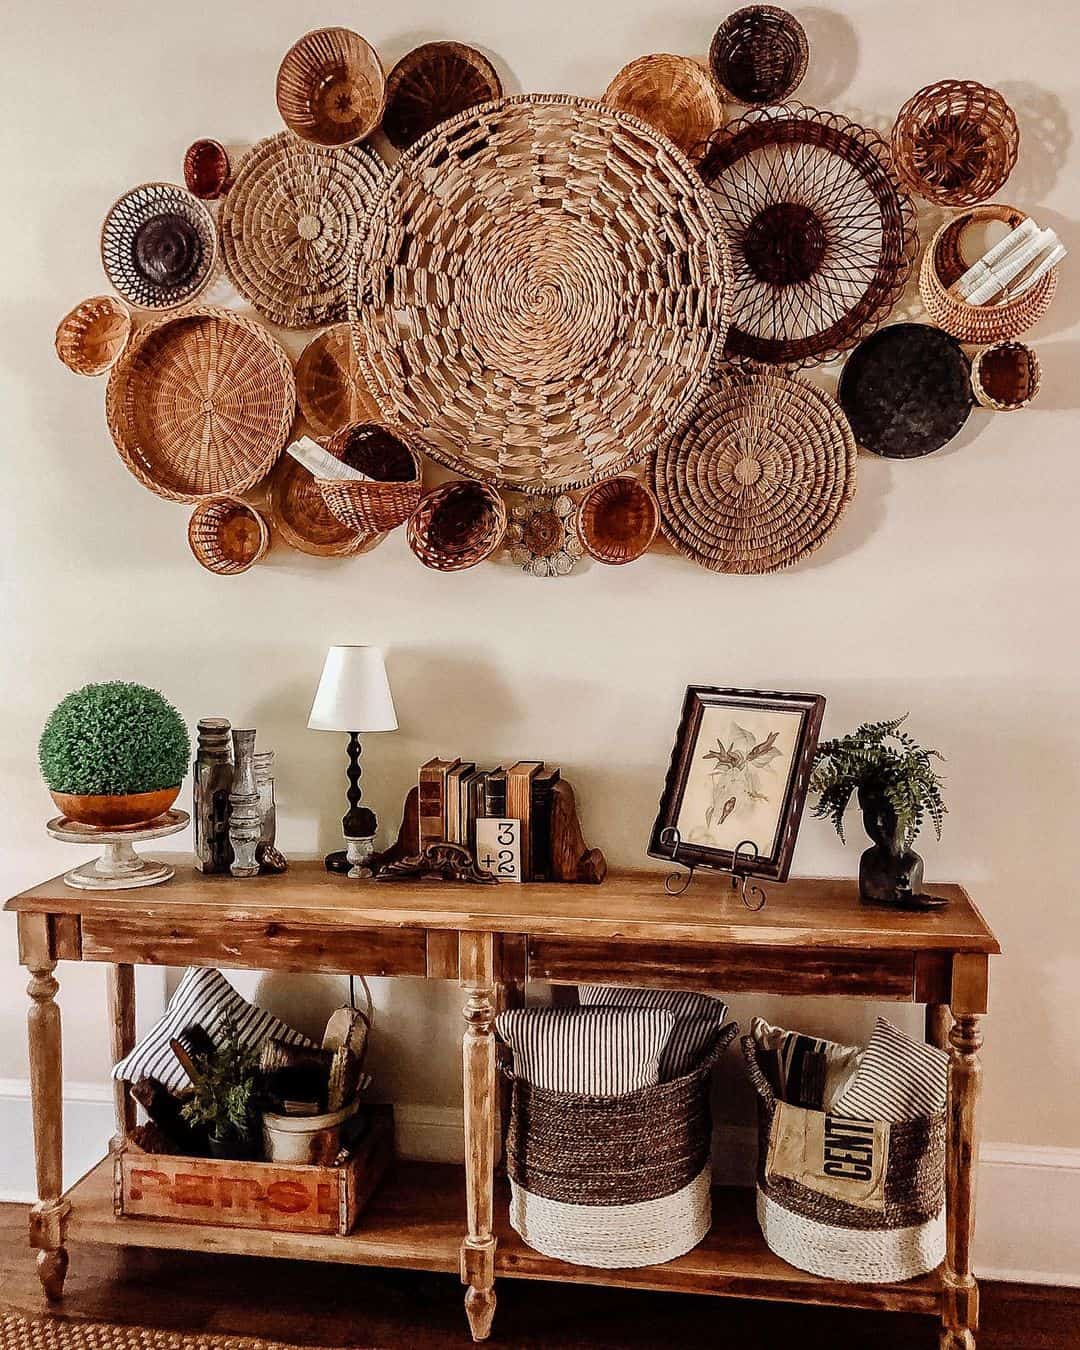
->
940, 1012, 983, 1350
106, 963, 137, 1142
926, 1004, 952, 1052
460, 932, 497, 1342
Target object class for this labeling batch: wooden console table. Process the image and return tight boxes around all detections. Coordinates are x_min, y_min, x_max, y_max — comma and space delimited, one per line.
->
6, 861, 999, 1348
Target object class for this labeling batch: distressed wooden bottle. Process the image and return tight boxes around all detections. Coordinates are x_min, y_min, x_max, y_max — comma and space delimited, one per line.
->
193, 718, 233, 874
254, 749, 288, 874
228, 729, 261, 878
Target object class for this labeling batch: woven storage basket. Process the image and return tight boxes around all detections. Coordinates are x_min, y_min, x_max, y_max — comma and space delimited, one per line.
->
920, 203, 1058, 344
383, 42, 503, 151
407, 480, 506, 571
892, 80, 1019, 207
55, 295, 131, 376
105, 307, 295, 503
318, 423, 423, 534
266, 451, 382, 558
296, 324, 381, 440
276, 27, 385, 147
183, 139, 231, 200
505, 1024, 737, 1269
100, 182, 217, 311
709, 5, 808, 106
577, 476, 659, 565
187, 496, 270, 575
602, 55, 724, 157
971, 341, 1041, 411
743, 1036, 946, 1284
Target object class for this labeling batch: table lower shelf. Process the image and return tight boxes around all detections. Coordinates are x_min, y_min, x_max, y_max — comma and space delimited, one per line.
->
61, 1158, 942, 1316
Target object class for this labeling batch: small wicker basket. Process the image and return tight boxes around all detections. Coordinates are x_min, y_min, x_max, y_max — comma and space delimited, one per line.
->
183, 139, 231, 200
318, 424, 423, 534
54, 295, 131, 377
276, 28, 385, 146
187, 496, 270, 576
407, 481, 506, 571
100, 182, 217, 311
603, 55, 724, 157
892, 80, 1019, 207
296, 325, 381, 441
709, 6, 808, 106
576, 477, 659, 565
971, 341, 1041, 411
266, 452, 382, 558
383, 42, 503, 151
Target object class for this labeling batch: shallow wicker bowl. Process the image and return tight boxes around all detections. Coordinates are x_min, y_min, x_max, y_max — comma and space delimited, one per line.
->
603, 55, 724, 158
383, 42, 503, 151
100, 182, 217, 311
971, 342, 1041, 411
407, 480, 506, 571
183, 139, 231, 199
276, 27, 385, 146
266, 449, 382, 557
709, 5, 808, 106
318, 423, 423, 533
296, 325, 381, 440
892, 80, 1019, 207
55, 295, 131, 377
187, 496, 270, 575
577, 476, 659, 565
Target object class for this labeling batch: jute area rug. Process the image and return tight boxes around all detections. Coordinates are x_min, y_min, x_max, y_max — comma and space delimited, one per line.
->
2, 1313, 370, 1350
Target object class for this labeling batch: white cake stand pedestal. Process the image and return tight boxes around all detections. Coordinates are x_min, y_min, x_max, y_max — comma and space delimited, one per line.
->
46, 809, 190, 890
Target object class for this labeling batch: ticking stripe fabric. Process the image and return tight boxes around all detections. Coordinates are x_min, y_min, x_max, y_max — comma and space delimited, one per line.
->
495, 1007, 675, 1094
578, 985, 730, 1081
112, 967, 313, 1092
833, 1017, 948, 1123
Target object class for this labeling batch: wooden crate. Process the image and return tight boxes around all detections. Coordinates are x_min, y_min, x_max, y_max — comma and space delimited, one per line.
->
114, 1104, 393, 1236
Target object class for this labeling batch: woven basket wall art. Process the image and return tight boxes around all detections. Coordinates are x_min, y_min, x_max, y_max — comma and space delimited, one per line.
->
383, 42, 503, 151
266, 450, 383, 557
100, 182, 217, 310
892, 80, 1019, 206
651, 368, 857, 574
971, 341, 1041, 411
317, 423, 423, 533
353, 94, 731, 494
55, 295, 131, 377
183, 139, 231, 200
709, 6, 808, 106
219, 132, 387, 329
187, 495, 270, 575
577, 476, 659, 565
698, 105, 917, 367
602, 55, 724, 158
276, 27, 385, 147
407, 480, 507, 571
295, 324, 382, 440
919, 203, 1057, 344
105, 307, 296, 502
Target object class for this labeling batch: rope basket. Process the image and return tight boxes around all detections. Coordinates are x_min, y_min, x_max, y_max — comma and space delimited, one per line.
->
266, 451, 382, 557
505, 1025, 737, 1268
183, 139, 231, 200
220, 132, 387, 329
919, 203, 1058, 344
652, 369, 857, 574
892, 80, 1019, 207
54, 295, 131, 377
407, 480, 507, 571
971, 341, 1041, 411
602, 54, 724, 158
577, 476, 659, 565
353, 94, 731, 494
383, 42, 503, 151
743, 1036, 946, 1284
295, 324, 382, 441
275, 27, 385, 147
709, 6, 808, 106
187, 496, 270, 575
100, 182, 217, 311
317, 423, 423, 533
105, 307, 296, 502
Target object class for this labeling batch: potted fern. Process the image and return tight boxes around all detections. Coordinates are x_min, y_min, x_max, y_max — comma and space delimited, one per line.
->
811, 716, 947, 909
180, 1016, 261, 1160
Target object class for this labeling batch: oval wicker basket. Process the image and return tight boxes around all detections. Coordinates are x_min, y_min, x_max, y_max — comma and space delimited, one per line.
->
100, 182, 217, 311
407, 480, 506, 571
187, 496, 270, 575
919, 204, 1058, 344
296, 325, 381, 441
183, 139, 231, 200
971, 341, 1041, 411
266, 451, 382, 557
603, 55, 724, 157
577, 477, 659, 565
892, 80, 1019, 207
105, 307, 296, 503
54, 295, 131, 377
709, 5, 808, 106
383, 42, 503, 151
276, 27, 386, 146
318, 423, 423, 534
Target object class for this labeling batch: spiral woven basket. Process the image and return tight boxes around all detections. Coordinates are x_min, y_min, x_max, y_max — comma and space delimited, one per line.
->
105, 307, 296, 502
709, 5, 808, 106
275, 27, 386, 147
266, 451, 382, 557
602, 54, 724, 157
54, 295, 131, 377
353, 94, 731, 494
892, 80, 1019, 207
971, 341, 1041, 411
295, 324, 381, 441
100, 182, 217, 310
383, 42, 503, 151
318, 423, 423, 533
187, 495, 270, 575
920, 203, 1058, 344
652, 369, 857, 574
220, 132, 387, 329
577, 476, 659, 565
407, 480, 507, 571
183, 139, 231, 199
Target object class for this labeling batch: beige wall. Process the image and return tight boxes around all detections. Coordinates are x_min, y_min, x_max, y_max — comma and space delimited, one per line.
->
2, 0, 1078, 1169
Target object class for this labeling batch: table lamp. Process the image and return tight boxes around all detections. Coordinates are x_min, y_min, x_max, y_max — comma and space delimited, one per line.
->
308, 645, 398, 876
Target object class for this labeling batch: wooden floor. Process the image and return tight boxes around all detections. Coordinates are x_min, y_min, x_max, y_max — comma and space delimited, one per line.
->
1, 1204, 1077, 1349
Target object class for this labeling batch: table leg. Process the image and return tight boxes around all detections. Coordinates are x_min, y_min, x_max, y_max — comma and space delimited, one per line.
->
926, 1004, 952, 1052
940, 1012, 983, 1350
106, 964, 137, 1142
460, 932, 497, 1342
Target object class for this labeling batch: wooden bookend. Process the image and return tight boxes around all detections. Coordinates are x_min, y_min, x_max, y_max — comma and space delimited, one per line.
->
549, 780, 607, 885
368, 785, 420, 874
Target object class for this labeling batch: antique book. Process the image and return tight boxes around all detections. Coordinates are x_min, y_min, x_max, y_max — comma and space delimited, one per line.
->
530, 765, 562, 882
446, 761, 476, 844
461, 767, 487, 854
483, 767, 507, 819
506, 761, 543, 880
418, 757, 460, 849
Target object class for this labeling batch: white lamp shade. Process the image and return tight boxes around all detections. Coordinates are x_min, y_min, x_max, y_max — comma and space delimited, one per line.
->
308, 646, 398, 733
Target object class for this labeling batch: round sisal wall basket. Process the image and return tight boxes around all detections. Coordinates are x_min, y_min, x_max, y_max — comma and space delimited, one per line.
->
971, 341, 1041, 411
892, 80, 1019, 207
187, 496, 270, 575
266, 450, 382, 557
407, 480, 507, 571
100, 182, 217, 311
577, 476, 659, 565
183, 139, 231, 200
295, 324, 382, 441
651, 369, 857, 574
353, 94, 731, 494
219, 132, 388, 329
602, 55, 724, 158
276, 28, 385, 148
383, 42, 503, 151
55, 295, 131, 377
709, 6, 808, 106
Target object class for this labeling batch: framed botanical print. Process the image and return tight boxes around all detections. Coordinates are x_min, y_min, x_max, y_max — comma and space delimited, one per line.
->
649, 686, 826, 882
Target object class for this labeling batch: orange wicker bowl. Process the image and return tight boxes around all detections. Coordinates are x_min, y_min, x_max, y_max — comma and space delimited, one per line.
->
971, 342, 1041, 411
55, 295, 131, 377
892, 80, 1019, 207
407, 480, 507, 571
187, 496, 270, 575
577, 476, 659, 565
266, 450, 382, 557
183, 139, 231, 199
295, 325, 381, 440
603, 55, 724, 157
318, 423, 423, 534
276, 28, 386, 146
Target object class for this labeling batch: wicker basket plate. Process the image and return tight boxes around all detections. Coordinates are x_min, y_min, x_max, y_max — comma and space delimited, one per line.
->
295, 324, 381, 440
892, 80, 1019, 207
266, 450, 382, 557
100, 182, 217, 311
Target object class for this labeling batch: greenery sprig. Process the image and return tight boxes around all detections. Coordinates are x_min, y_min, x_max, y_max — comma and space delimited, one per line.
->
180, 1015, 261, 1143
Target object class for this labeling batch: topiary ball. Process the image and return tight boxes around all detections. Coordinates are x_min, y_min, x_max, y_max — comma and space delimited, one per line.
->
39, 682, 190, 796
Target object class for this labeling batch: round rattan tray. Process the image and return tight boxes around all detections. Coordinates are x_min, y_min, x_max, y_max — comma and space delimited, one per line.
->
295, 324, 381, 440
105, 307, 296, 502
709, 6, 808, 106
187, 496, 270, 575
602, 55, 724, 157
652, 369, 857, 574
276, 27, 386, 147
383, 42, 503, 151
407, 480, 507, 571
266, 450, 382, 557
100, 182, 217, 311
353, 94, 731, 494
55, 295, 131, 377
971, 341, 1041, 411
892, 80, 1019, 207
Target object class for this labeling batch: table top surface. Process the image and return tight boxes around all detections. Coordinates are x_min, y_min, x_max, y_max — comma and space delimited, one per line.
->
5, 858, 1000, 954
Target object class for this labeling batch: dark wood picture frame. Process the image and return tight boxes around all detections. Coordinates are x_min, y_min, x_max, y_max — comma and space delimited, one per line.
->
648, 686, 826, 882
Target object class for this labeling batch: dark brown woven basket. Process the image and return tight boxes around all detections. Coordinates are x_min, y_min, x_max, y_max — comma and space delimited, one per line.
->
383, 42, 503, 151
183, 139, 231, 200
318, 423, 423, 534
892, 80, 1019, 207
971, 341, 1041, 411
407, 480, 506, 571
709, 6, 808, 106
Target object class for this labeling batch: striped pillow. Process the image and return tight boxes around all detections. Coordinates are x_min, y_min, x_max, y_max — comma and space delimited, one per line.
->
833, 1017, 948, 1123
496, 1007, 675, 1095
579, 985, 730, 1081
751, 1017, 863, 1111
112, 966, 314, 1092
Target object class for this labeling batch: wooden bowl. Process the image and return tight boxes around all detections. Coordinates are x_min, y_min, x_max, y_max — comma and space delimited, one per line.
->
407, 480, 506, 571
318, 424, 423, 534
55, 295, 131, 377
50, 787, 180, 829
183, 139, 231, 200
577, 476, 659, 564
971, 342, 1041, 411
187, 496, 271, 575
276, 28, 386, 147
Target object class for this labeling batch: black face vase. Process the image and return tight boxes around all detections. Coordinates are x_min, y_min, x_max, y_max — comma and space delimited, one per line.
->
857, 783, 925, 906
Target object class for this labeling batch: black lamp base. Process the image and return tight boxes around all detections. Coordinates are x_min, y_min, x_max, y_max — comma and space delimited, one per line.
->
325, 732, 378, 874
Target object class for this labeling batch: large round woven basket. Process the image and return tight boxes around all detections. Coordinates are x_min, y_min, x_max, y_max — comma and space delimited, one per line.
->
709, 5, 808, 106
55, 295, 131, 377
295, 324, 382, 441
652, 369, 857, 574
276, 27, 386, 147
602, 54, 724, 157
187, 495, 270, 575
105, 307, 296, 502
407, 480, 507, 571
100, 182, 217, 311
353, 94, 731, 494
317, 423, 423, 533
266, 451, 382, 557
220, 132, 387, 329
383, 42, 503, 151
892, 80, 1019, 206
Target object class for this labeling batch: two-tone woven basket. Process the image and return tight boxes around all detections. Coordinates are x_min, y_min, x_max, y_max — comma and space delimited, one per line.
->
743, 1036, 945, 1284
504, 1024, 737, 1268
